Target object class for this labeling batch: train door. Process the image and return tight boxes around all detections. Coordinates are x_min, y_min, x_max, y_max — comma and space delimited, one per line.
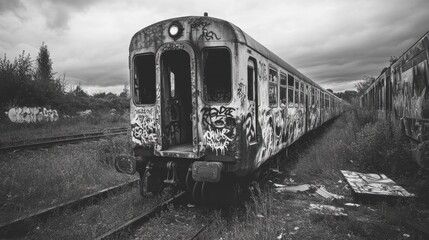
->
247, 58, 258, 143
160, 49, 194, 153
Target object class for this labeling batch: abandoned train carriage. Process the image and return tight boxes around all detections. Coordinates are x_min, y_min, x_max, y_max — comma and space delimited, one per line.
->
116, 15, 345, 203
360, 31, 429, 169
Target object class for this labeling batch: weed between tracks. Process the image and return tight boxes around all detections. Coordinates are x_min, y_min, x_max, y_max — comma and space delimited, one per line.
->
201, 107, 429, 240
0, 135, 136, 226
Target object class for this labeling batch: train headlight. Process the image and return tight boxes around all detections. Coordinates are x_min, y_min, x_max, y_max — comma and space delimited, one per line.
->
168, 22, 182, 39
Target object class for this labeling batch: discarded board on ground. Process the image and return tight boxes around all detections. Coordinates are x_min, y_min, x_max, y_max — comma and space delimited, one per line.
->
340, 170, 414, 198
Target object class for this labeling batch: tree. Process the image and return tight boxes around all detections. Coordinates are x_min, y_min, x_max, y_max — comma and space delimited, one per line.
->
355, 75, 375, 95
334, 90, 358, 104
34, 42, 53, 84
0, 51, 35, 108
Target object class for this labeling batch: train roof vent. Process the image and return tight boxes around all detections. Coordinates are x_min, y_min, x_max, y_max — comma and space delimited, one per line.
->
204, 12, 208, 17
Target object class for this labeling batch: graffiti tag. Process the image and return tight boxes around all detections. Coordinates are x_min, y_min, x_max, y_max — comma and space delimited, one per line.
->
203, 126, 233, 156
201, 106, 235, 128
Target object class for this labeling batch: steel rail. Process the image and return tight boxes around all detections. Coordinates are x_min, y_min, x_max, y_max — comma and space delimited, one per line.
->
0, 127, 128, 153
95, 191, 187, 240
190, 219, 214, 240
0, 179, 139, 237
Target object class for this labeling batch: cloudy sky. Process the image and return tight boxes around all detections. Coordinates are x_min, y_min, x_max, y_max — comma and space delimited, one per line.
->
1, 0, 428, 94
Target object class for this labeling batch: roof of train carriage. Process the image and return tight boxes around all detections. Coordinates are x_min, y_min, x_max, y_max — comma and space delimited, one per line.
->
130, 15, 332, 93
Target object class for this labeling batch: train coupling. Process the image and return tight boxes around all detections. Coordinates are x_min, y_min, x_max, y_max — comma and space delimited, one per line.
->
164, 161, 178, 185
192, 161, 223, 183
114, 155, 137, 175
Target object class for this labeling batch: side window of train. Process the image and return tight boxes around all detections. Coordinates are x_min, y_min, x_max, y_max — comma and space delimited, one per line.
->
324, 93, 327, 109
295, 79, 300, 107
133, 54, 156, 104
311, 88, 315, 106
202, 48, 232, 102
288, 74, 294, 107
247, 59, 256, 101
320, 92, 324, 109
280, 73, 287, 108
268, 67, 278, 107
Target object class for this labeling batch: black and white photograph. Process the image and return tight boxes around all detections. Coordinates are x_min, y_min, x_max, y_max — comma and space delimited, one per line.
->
1, 0, 429, 239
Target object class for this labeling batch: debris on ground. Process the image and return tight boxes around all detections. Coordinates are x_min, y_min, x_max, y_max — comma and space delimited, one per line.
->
344, 203, 360, 208
314, 185, 345, 200
307, 203, 348, 217
273, 182, 345, 200
274, 183, 312, 193
341, 170, 415, 197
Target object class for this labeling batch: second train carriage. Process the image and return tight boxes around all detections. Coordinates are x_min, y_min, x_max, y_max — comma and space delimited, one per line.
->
116, 14, 345, 203
360, 31, 429, 169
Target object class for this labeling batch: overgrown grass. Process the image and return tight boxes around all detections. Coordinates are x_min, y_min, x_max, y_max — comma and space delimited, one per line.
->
204, 106, 425, 239
0, 135, 136, 224
0, 110, 129, 143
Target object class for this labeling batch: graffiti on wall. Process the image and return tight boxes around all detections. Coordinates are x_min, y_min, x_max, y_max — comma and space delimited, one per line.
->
201, 106, 235, 155
190, 18, 221, 41
5, 107, 59, 123
131, 108, 157, 145
243, 113, 256, 143
237, 82, 246, 107
203, 126, 233, 155
392, 60, 429, 141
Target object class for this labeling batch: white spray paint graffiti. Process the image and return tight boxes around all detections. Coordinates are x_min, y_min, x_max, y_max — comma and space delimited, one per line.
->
200, 106, 236, 156
131, 108, 157, 145
203, 126, 233, 156
5, 107, 59, 123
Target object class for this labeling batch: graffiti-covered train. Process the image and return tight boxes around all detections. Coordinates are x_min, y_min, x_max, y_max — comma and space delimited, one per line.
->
115, 14, 346, 204
360, 31, 429, 170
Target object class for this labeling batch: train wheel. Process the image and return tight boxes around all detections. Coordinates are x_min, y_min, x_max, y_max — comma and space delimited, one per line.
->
185, 168, 195, 192
201, 181, 217, 205
192, 181, 203, 204
139, 168, 164, 197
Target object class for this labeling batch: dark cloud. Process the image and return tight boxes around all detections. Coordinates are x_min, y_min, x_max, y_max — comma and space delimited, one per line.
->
0, 0, 24, 13
41, 0, 101, 30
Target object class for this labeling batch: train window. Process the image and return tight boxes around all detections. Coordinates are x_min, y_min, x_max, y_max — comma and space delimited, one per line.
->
325, 94, 329, 108
280, 73, 287, 108
269, 68, 278, 83
269, 84, 278, 107
300, 82, 304, 107
133, 54, 156, 104
269, 67, 278, 107
247, 59, 256, 101
311, 88, 315, 105
203, 48, 231, 102
288, 74, 294, 107
295, 80, 299, 107
321, 92, 324, 109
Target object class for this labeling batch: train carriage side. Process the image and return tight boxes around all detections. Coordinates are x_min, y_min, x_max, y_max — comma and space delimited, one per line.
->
118, 15, 348, 202
390, 31, 429, 169
237, 32, 332, 171
360, 31, 429, 169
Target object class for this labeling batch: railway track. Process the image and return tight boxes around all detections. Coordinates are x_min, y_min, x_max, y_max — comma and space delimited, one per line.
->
0, 179, 139, 237
0, 127, 128, 153
96, 191, 187, 239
